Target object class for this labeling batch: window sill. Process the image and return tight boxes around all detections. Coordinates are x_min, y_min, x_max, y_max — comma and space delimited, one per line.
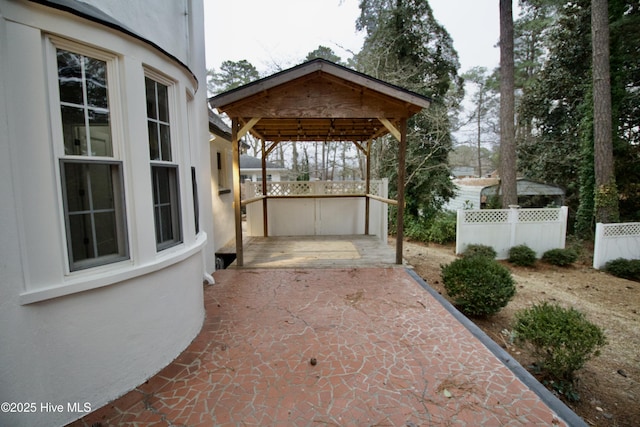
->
20, 233, 208, 305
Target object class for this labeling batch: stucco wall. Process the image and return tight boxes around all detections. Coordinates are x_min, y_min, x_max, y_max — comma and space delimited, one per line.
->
0, 1, 212, 425
78, 0, 191, 65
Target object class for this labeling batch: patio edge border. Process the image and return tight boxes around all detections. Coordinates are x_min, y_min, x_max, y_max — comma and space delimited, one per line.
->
405, 268, 588, 427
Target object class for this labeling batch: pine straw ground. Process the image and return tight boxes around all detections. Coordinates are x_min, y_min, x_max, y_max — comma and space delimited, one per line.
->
395, 238, 640, 427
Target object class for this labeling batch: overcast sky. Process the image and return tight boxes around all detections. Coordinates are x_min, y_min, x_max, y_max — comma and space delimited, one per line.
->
204, 0, 516, 75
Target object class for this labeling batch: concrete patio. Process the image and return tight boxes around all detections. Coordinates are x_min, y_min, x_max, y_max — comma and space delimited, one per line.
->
69, 266, 584, 426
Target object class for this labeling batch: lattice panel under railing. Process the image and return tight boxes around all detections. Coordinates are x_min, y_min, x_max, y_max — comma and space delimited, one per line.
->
518, 209, 561, 222
461, 210, 509, 224
248, 181, 383, 197
263, 182, 312, 196
602, 222, 640, 237
322, 181, 367, 194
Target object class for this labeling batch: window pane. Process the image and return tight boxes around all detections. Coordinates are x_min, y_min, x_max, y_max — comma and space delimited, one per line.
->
62, 161, 128, 270
61, 105, 87, 155
158, 205, 174, 242
148, 121, 160, 160
89, 163, 115, 210
94, 211, 118, 256
157, 83, 169, 122
153, 167, 171, 204
68, 213, 95, 262
57, 50, 83, 105
88, 109, 112, 156
64, 162, 89, 212
152, 166, 181, 249
145, 77, 157, 120
84, 56, 108, 108
160, 124, 171, 161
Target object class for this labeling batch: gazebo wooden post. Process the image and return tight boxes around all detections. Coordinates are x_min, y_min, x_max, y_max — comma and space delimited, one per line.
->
261, 139, 269, 237
395, 118, 408, 265
364, 139, 372, 235
231, 118, 243, 266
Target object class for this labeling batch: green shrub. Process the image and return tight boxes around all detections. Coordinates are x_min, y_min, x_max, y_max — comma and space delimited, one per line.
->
541, 248, 579, 266
513, 302, 606, 399
603, 258, 640, 281
441, 256, 516, 317
462, 244, 497, 259
403, 218, 430, 242
426, 211, 457, 244
508, 244, 537, 267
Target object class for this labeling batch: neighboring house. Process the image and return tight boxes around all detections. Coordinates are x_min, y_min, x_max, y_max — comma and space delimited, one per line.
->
0, 1, 214, 426
240, 154, 288, 183
444, 178, 565, 211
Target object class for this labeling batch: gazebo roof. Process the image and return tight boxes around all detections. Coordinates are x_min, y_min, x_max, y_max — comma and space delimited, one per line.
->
208, 59, 431, 143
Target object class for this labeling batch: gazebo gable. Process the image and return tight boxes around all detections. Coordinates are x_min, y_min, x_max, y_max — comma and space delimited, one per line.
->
209, 59, 431, 143
214, 70, 424, 119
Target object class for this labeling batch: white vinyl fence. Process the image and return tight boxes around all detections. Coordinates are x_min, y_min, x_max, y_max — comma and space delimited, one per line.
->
593, 222, 640, 269
456, 206, 569, 259
245, 180, 388, 240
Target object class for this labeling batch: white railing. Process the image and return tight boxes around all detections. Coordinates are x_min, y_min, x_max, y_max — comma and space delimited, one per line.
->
246, 180, 383, 197
593, 222, 640, 269
456, 206, 569, 259
245, 180, 388, 239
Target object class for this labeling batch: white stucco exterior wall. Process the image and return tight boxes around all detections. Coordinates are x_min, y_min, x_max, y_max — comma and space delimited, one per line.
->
0, 1, 213, 426
211, 137, 236, 252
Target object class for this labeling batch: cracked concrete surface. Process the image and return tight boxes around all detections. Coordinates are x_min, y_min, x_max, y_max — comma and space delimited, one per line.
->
70, 268, 577, 426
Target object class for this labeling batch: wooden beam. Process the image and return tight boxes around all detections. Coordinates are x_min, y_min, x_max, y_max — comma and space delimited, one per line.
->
367, 194, 398, 205
378, 117, 401, 141
264, 141, 280, 157
396, 118, 407, 265
365, 139, 371, 235
238, 117, 261, 139
261, 139, 269, 237
231, 118, 244, 267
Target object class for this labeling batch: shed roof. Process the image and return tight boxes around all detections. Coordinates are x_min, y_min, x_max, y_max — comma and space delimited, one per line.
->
240, 154, 285, 171
481, 179, 565, 197
208, 59, 431, 143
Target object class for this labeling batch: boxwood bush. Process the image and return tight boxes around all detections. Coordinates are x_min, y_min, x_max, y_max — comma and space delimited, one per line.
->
508, 244, 537, 267
462, 244, 497, 259
603, 258, 640, 281
513, 302, 606, 400
541, 248, 579, 267
441, 256, 515, 317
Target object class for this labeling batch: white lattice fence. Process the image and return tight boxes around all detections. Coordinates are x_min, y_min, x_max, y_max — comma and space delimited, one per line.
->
247, 180, 382, 197
593, 222, 640, 269
456, 207, 568, 259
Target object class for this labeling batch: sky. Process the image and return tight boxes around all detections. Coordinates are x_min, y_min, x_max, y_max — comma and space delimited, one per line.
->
204, 0, 514, 75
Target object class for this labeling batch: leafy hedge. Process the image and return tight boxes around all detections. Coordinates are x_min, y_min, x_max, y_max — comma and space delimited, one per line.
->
441, 256, 515, 317
603, 258, 640, 281
541, 248, 579, 266
508, 244, 537, 267
513, 302, 606, 400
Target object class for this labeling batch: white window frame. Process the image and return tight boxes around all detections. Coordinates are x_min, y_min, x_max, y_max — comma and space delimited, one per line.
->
49, 37, 129, 272
144, 70, 183, 251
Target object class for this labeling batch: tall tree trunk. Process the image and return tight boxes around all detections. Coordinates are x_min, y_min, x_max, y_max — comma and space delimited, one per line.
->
499, 0, 518, 207
477, 87, 483, 177
592, 0, 619, 223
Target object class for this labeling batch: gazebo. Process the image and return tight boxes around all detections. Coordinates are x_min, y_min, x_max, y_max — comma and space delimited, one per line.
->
208, 59, 431, 266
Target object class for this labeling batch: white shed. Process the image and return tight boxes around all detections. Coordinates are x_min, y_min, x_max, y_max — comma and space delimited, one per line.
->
444, 178, 565, 211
